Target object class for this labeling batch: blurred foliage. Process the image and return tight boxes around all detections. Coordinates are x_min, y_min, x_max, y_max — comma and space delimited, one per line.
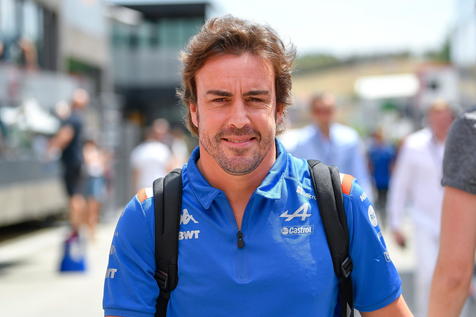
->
424, 36, 451, 63
294, 51, 413, 75
294, 53, 341, 73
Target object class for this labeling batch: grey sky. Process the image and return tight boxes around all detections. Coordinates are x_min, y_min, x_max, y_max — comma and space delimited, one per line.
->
211, 0, 455, 56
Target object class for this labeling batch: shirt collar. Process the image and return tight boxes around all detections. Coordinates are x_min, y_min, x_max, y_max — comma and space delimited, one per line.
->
312, 123, 334, 141
185, 140, 288, 210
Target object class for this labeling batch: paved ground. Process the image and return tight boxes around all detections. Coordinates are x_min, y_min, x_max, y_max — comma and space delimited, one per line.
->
0, 213, 454, 317
0, 220, 115, 317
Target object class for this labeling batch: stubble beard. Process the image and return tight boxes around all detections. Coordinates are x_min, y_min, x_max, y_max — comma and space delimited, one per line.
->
199, 124, 274, 176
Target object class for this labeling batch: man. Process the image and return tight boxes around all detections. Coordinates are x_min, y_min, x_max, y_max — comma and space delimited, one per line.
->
130, 118, 174, 193
429, 107, 476, 317
367, 128, 395, 223
283, 93, 373, 198
386, 99, 454, 317
103, 16, 411, 316
48, 88, 89, 232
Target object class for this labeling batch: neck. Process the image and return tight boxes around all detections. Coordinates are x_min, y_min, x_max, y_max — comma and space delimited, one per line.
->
196, 143, 276, 228
197, 148, 275, 198
317, 123, 331, 138
432, 129, 447, 143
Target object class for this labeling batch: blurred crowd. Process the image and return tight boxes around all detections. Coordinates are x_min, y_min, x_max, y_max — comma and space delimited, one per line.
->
280, 92, 461, 317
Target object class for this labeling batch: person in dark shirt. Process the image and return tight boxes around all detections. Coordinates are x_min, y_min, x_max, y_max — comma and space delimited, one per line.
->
367, 128, 395, 223
48, 88, 89, 232
429, 107, 476, 317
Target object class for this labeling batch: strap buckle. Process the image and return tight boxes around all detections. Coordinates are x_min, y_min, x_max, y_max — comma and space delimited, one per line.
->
340, 257, 353, 279
155, 270, 169, 290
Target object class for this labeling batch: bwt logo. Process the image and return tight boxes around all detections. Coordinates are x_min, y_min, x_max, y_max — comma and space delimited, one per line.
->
179, 230, 200, 240
105, 268, 118, 279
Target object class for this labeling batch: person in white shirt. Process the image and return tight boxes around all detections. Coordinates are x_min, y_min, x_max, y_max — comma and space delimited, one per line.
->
130, 119, 175, 193
386, 99, 454, 317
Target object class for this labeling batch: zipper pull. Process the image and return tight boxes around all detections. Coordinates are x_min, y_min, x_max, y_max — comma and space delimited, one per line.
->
237, 231, 245, 249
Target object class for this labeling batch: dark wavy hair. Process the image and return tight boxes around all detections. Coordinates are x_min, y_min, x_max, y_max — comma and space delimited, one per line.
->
177, 15, 296, 135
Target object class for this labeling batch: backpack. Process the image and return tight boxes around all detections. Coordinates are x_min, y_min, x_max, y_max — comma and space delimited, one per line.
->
152, 160, 354, 317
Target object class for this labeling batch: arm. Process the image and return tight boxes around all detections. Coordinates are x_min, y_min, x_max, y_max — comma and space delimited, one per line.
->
428, 186, 476, 317
386, 143, 413, 247
131, 167, 140, 195
360, 295, 413, 316
48, 125, 74, 153
351, 141, 374, 201
103, 192, 158, 317
346, 181, 407, 314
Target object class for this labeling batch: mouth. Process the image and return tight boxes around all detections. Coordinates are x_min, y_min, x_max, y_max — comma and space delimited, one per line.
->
221, 136, 257, 145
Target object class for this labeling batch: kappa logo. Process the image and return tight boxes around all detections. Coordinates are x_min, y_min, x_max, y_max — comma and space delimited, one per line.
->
280, 203, 312, 221
296, 185, 317, 200
180, 209, 198, 225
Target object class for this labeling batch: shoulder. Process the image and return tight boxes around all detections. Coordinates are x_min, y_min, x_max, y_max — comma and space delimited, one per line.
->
66, 112, 82, 126
340, 173, 356, 196
146, 141, 171, 155
130, 144, 145, 162
288, 155, 359, 198
119, 188, 155, 224
332, 123, 359, 144
280, 126, 316, 148
136, 187, 154, 204
403, 129, 431, 149
448, 108, 476, 141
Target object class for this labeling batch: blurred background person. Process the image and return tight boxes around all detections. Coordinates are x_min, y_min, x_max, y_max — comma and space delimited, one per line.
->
367, 127, 396, 224
170, 126, 190, 167
429, 107, 476, 317
47, 88, 89, 235
82, 139, 107, 241
130, 118, 175, 193
386, 99, 455, 317
284, 92, 373, 197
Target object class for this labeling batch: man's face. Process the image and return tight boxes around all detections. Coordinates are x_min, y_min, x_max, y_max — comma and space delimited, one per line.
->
311, 96, 335, 128
190, 53, 282, 175
428, 107, 453, 135
72, 89, 89, 110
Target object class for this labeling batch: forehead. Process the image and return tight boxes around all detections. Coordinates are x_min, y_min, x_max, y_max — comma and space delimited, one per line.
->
195, 53, 275, 91
312, 99, 335, 111
428, 107, 452, 116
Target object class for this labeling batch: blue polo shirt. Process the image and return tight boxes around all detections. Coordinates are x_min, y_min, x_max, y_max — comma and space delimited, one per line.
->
103, 141, 401, 316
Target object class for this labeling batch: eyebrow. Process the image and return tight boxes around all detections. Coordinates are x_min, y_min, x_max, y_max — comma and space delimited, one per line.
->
206, 90, 232, 97
205, 90, 270, 97
243, 90, 270, 97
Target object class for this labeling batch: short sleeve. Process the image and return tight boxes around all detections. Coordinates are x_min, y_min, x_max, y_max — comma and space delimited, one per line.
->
130, 148, 141, 169
103, 195, 158, 317
345, 180, 402, 312
442, 114, 476, 194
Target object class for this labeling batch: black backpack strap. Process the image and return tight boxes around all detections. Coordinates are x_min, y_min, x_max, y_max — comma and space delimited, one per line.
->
153, 168, 183, 317
307, 160, 354, 317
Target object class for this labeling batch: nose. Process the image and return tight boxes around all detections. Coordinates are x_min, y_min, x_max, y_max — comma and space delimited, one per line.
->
228, 98, 251, 129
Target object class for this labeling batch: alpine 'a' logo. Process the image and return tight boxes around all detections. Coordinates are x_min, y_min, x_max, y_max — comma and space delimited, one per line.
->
280, 203, 312, 221
180, 209, 199, 225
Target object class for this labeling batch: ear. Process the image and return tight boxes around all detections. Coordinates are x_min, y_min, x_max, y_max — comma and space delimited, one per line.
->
189, 103, 199, 128
276, 103, 285, 125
